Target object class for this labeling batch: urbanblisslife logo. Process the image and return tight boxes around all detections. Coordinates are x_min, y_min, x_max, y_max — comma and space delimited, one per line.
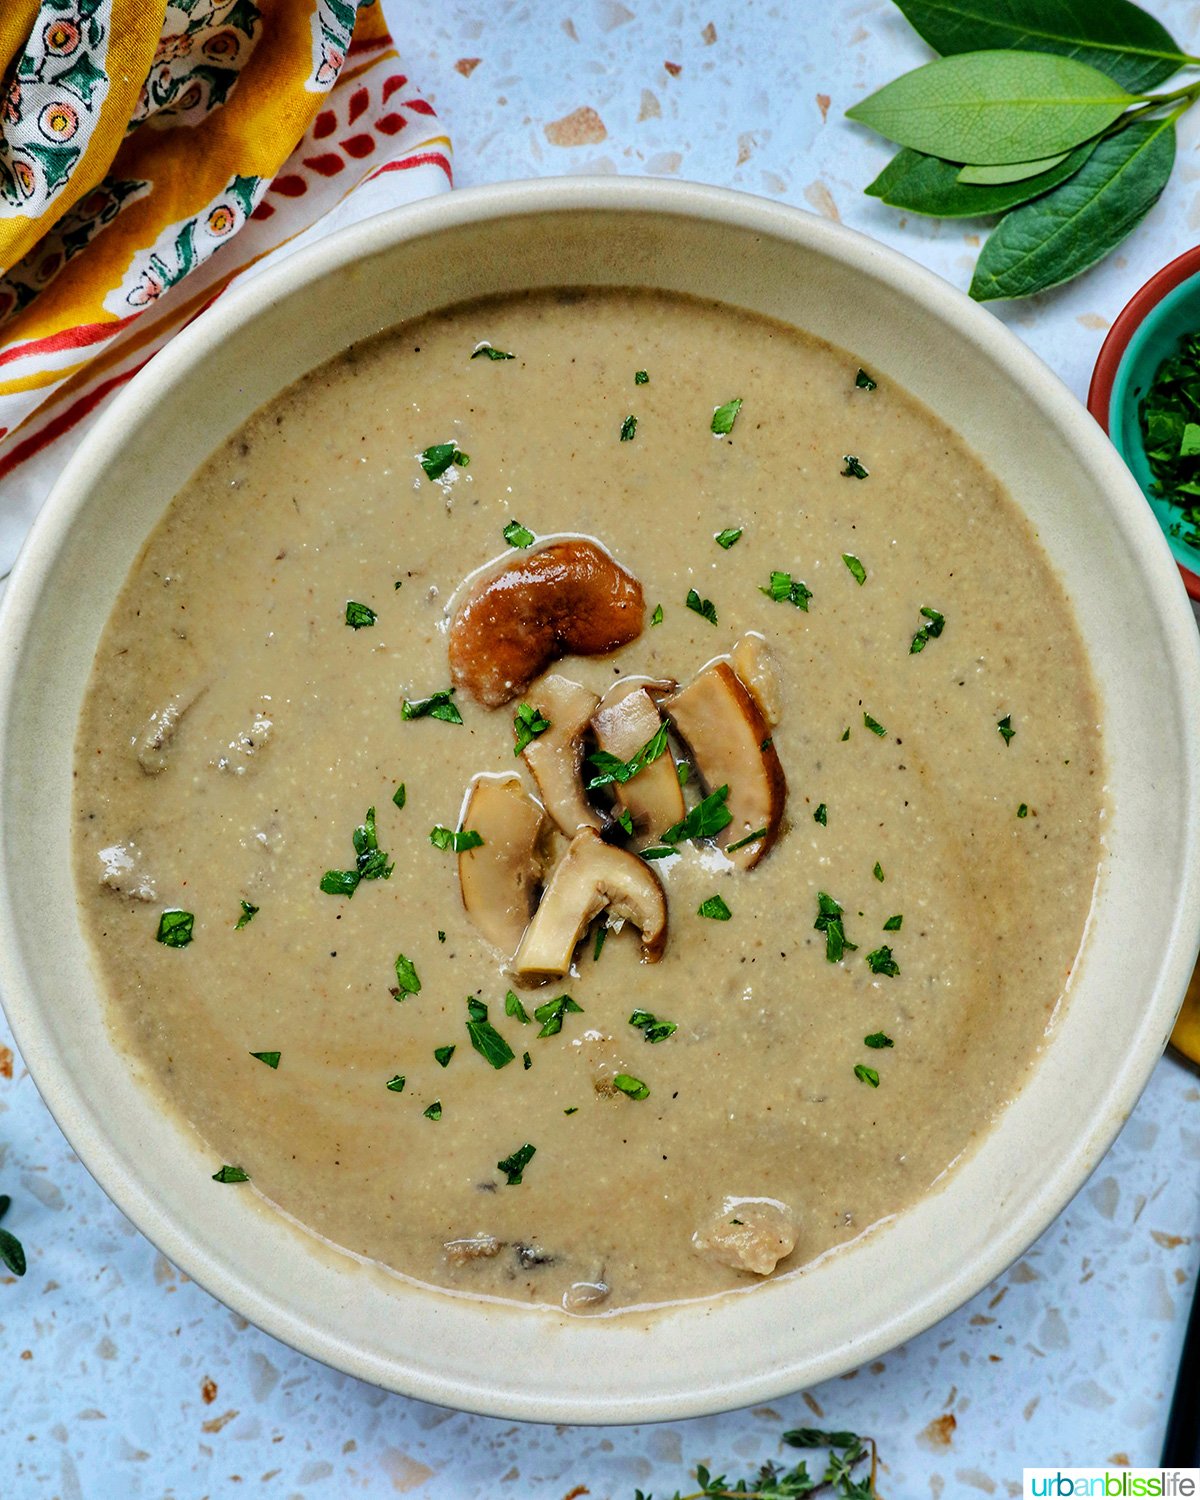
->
1024, 1472, 1200, 1497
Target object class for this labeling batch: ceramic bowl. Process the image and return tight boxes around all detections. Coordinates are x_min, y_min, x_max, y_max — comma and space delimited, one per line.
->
1089, 244, 1200, 602
2, 179, 1199, 1424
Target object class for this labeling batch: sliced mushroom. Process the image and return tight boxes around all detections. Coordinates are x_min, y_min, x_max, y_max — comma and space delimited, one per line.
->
692, 1197, 799, 1276
134, 682, 205, 773
521, 674, 602, 836
664, 661, 787, 869
591, 678, 684, 841
449, 539, 644, 707
731, 633, 782, 728
458, 774, 550, 956
444, 1234, 503, 1266
514, 827, 667, 979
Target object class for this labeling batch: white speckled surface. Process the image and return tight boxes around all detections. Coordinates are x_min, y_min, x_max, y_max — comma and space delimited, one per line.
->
4, 2, 1200, 1495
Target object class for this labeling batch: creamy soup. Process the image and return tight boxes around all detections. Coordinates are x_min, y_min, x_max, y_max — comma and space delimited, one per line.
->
73, 288, 1104, 1314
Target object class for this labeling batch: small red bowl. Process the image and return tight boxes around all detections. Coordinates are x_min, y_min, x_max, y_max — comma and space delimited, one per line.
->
1089, 245, 1200, 602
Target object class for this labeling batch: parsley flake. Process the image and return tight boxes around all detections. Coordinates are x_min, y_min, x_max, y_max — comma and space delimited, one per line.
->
726, 825, 767, 853
0, 1218, 25, 1278
522, 1050, 532, 1070
761, 570, 812, 610
534, 994, 583, 1038
434, 1046, 455, 1067
505, 990, 531, 1023
883, 913, 903, 931
635, 369, 649, 384
855, 368, 877, 391
640, 846, 679, 860
1017, 803, 1029, 818
698, 894, 732, 921
497, 1142, 536, 1185
873, 861, 884, 882
842, 554, 867, 586
587, 721, 669, 789
156, 909, 194, 948
865, 945, 900, 977
513, 702, 551, 755
854, 1064, 880, 1087
235, 900, 258, 930
620, 414, 638, 442
814, 803, 827, 826
841, 727, 850, 741
423, 1100, 443, 1120
593, 923, 608, 961
429, 825, 483, 853
345, 600, 377, 629
841, 454, 869, 479
394, 952, 421, 997
910, 605, 946, 655
998, 714, 1016, 746
319, 869, 360, 897
864, 1032, 894, 1049
815, 891, 856, 964
613, 1073, 650, 1100
686, 587, 718, 625
471, 342, 514, 360
466, 997, 515, 1069
212, 1165, 248, 1183
392, 783, 406, 809
402, 688, 463, 724
350, 806, 394, 881
630, 1009, 677, 1043
419, 442, 469, 480
386, 1074, 406, 1092
503, 520, 535, 548
715, 528, 743, 550
249, 1050, 280, 1069
617, 806, 635, 833
662, 785, 732, 844
711, 397, 743, 435
864, 712, 886, 737
650, 603, 664, 626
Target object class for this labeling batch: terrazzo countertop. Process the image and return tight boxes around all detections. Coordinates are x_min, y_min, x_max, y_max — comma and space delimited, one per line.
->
4, 2, 1200, 1495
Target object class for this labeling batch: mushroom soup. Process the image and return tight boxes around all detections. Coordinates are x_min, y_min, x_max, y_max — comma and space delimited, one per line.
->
73, 288, 1104, 1313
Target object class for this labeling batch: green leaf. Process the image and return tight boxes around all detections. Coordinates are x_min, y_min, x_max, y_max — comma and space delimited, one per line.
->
620, 414, 638, 441
402, 688, 463, 724
635, 369, 649, 384
727, 825, 767, 853
969, 116, 1176, 301
1018, 802, 1030, 818
533, 993, 583, 1038
846, 51, 1133, 166
841, 454, 869, 479
429, 825, 484, 852
235, 899, 258, 930
865, 140, 1096, 216
784, 1428, 863, 1449
472, 342, 515, 359
715, 527, 743, 549
156, 908, 195, 947
0, 1225, 26, 1277
711, 397, 743, 434
958, 151, 1068, 183
814, 803, 828, 825
685, 587, 718, 625
212, 1165, 249, 1183
586, 721, 669, 789
761, 570, 812, 610
434, 1045, 455, 1067
497, 1142, 536, 1184
662, 785, 732, 844
319, 869, 359, 897
386, 1074, 406, 1092
697, 894, 732, 921
503, 520, 535, 548
505, 990, 531, 1023
890, 0, 1188, 93
392, 783, 406, 808
815, 890, 857, 963
855, 368, 877, 390
630, 1008, 677, 1043
864, 712, 887, 737
854, 1064, 881, 1088
639, 846, 680, 860
613, 1073, 650, 1100
423, 1100, 442, 1120
345, 600, 376, 629
865, 1032, 895, 1049
997, 713, 1017, 745
419, 442, 469, 479
650, 603, 664, 626
842, 553, 867, 585
883, 913, 904, 931
466, 998, 516, 1069
394, 953, 421, 996
866, 945, 901, 977
513, 701, 551, 754
250, 1050, 280, 1068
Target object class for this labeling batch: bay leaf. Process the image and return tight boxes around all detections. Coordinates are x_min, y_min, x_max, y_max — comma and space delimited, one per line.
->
958, 151, 1069, 184
969, 116, 1176, 301
865, 140, 1095, 217
847, 51, 1134, 165
893, 0, 1188, 94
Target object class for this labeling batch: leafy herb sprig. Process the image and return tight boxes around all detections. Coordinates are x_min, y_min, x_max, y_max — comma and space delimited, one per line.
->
632, 1425, 878, 1499
852, 0, 1198, 300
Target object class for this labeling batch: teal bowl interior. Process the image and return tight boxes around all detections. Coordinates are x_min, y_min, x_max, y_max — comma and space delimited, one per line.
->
1109, 272, 1200, 585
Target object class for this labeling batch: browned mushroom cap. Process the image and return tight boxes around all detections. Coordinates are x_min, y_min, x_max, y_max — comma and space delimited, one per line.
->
448, 540, 644, 707
664, 661, 787, 869
590, 678, 684, 841
513, 827, 667, 980
458, 774, 550, 956
522, 674, 602, 836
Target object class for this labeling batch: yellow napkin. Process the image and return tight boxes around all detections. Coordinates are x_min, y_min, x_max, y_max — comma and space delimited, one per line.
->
1172, 956, 1200, 1063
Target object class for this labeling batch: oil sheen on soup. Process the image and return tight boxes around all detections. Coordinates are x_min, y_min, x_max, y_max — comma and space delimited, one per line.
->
73, 288, 1104, 1314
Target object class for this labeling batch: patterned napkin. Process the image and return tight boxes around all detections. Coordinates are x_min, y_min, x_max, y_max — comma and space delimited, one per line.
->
0, 0, 452, 585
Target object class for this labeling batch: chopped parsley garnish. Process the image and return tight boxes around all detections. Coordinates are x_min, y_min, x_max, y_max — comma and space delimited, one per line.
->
842, 554, 867, 586
865, 945, 900, 977
761, 570, 812, 610
613, 1073, 650, 1100
815, 891, 856, 963
841, 454, 869, 479
873, 861, 884, 882
352, 806, 394, 880
156, 909, 194, 948
212, 1165, 248, 1183
533, 994, 583, 1039
503, 520, 536, 548
593, 923, 608, 961
909, 606, 946, 655
521, 1050, 531, 1069
423, 1100, 442, 1120
662, 784, 732, 844
640, 846, 679, 860
620, 414, 638, 442
840, 727, 850, 741
855, 368, 877, 391
564, 1106, 578, 1115
882, 913, 903, 931
1017, 803, 1029, 818
419, 442, 469, 480
505, 990, 530, 1023
437, 930, 446, 943
998, 714, 1016, 746
402, 688, 463, 724
0, 1207, 25, 1277
513, 701, 551, 755
650, 603, 664, 626
497, 1142, 536, 1185
429, 825, 483, 852
863, 713, 886, 737
394, 952, 421, 997
386, 1075, 406, 1092
676, 763, 689, 787
471, 342, 514, 360
319, 869, 360, 897
814, 803, 827, 826
711, 397, 743, 435
726, 825, 767, 853
617, 806, 635, 833
466, 997, 515, 1069
697, 894, 732, 921
854, 1064, 880, 1088
685, 587, 718, 625
249, 1050, 280, 1069
715, 528, 743, 550
587, 721, 669, 789
864, 1032, 894, 1049
434, 1046, 455, 1067
392, 783, 406, 808
345, 600, 377, 629
235, 900, 258, 930
635, 369, 649, 384
630, 1009, 677, 1043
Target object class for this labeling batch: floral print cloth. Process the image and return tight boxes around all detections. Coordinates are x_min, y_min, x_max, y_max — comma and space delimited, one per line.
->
0, 0, 452, 580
